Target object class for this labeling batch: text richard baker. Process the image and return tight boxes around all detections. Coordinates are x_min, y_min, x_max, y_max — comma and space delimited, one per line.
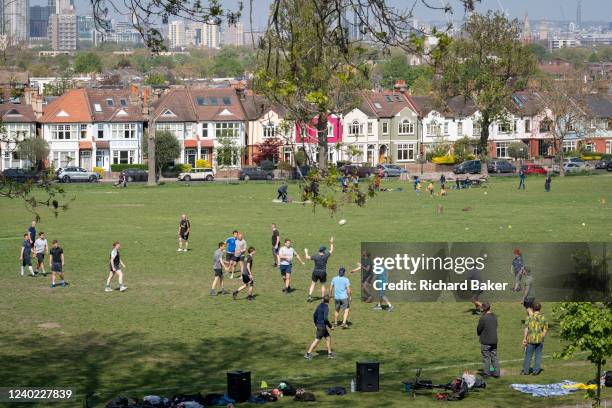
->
373, 279, 508, 291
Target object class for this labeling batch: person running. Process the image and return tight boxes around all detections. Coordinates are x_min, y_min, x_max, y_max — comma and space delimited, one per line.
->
521, 302, 548, 375
330, 267, 352, 328
34, 232, 49, 276
177, 214, 191, 252
210, 242, 229, 295
440, 173, 446, 189
304, 295, 335, 360
427, 181, 435, 197
518, 168, 526, 190
511, 248, 524, 292
19, 233, 35, 277
278, 238, 305, 293
225, 230, 238, 278
49, 240, 65, 288
271, 224, 280, 267
105, 241, 127, 292
233, 247, 256, 301
28, 220, 36, 244
234, 232, 247, 278
304, 237, 334, 302
477, 302, 500, 378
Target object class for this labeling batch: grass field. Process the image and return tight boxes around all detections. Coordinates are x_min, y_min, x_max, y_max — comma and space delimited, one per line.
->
1, 174, 611, 407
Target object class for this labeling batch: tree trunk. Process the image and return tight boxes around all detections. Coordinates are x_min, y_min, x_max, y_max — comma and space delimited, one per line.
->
557, 151, 565, 177
147, 126, 157, 186
317, 112, 329, 170
479, 116, 490, 176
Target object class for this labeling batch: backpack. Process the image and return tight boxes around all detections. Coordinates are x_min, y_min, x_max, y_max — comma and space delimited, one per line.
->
294, 389, 316, 402
605, 371, 612, 387
278, 380, 297, 396
142, 396, 170, 407
105, 397, 140, 408
325, 386, 346, 396
170, 394, 205, 407
446, 379, 468, 401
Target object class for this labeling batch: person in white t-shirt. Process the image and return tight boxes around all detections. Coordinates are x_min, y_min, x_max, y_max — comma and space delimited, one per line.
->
278, 239, 305, 293
33, 232, 49, 276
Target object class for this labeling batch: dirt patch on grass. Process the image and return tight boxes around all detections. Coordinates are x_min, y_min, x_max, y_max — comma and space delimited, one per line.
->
38, 322, 61, 330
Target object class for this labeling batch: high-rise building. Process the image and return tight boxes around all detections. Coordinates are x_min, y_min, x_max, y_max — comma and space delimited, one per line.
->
201, 22, 220, 49
77, 15, 94, 40
539, 20, 549, 41
54, 0, 72, 14
221, 22, 243, 47
576, 0, 582, 28
48, 10, 76, 51
168, 20, 185, 48
521, 13, 532, 44
29, 4, 52, 39
2, 0, 29, 45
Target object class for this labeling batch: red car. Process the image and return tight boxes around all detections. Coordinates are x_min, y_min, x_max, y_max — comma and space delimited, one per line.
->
521, 164, 547, 175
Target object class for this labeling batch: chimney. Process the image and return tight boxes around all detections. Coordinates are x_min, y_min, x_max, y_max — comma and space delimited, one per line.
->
394, 79, 408, 93
235, 87, 246, 101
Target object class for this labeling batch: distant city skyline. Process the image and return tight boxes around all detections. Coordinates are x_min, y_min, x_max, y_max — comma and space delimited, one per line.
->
28, 0, 612, 30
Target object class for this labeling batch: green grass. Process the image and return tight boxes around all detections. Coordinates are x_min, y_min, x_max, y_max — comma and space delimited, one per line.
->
1, 175, 611, 407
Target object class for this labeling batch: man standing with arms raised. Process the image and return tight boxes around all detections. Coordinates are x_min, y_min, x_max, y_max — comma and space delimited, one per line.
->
304, 237, 334, 303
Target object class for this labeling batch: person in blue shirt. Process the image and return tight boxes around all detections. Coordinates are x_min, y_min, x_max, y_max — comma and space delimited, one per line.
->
330, 267, 352, 329
225, 230, 238, 278
518, 168, 526, 190
511, 248, 524, 292
304, 295, 334, 360
28, 220, 36, 244
20, 233, 35, 277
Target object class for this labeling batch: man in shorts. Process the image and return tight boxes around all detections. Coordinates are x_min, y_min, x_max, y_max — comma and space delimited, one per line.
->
49, 240, 65, 288
521, 266, 535, 313
271, 224, 280, 267
234, 232, 247, 277
278, 238, 305, 293
225, 230, 238, 278
105, 241, 127, 292
19, 233, 35, 277
330, 267, 352, 328
304, 237, 334, 302
210, 242, 229, 295
177, 214, 191, 252
304, 295, 335, 360
34, 232, 49, 276
233, 247, 256, 301
28, 220, 36, 244
351, 250, 374, 302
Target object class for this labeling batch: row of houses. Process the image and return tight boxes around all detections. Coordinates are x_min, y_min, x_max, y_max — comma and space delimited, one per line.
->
1, 84, 612, 172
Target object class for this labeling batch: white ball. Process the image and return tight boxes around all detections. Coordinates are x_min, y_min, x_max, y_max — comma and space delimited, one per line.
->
338, 219, 347, 225
581, 223, 586, 226
508, 225, 512, 229
484, 191, 488, 195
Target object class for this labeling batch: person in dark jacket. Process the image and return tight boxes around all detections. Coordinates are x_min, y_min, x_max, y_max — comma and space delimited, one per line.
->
439, 174, 446, 189
544, 174, 551, 192
277, 184, 288, 202
304, 295, 335, 359
476, 302, 500, 377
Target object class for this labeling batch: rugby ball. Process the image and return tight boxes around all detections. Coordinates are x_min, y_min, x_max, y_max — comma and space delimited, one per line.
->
338, 219, 347, 225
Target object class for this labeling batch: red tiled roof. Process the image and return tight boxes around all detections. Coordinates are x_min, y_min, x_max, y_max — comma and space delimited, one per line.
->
41, 89, 92, 123
200, 139, 214, 147
184, 139, 198, 148
152, 87, 247, 123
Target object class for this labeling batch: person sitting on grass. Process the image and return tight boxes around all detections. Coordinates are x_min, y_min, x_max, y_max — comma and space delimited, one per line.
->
304, 295, 335, 360
233, 247, 256, 301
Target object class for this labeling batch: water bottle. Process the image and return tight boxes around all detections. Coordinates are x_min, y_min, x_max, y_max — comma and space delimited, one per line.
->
350, 378, 356, 393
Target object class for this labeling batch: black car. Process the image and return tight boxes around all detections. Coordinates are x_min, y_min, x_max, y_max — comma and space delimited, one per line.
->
453, 159, 482, 174
239, 167, 274, 181
487, 159, 516, 174
595, 159, 610, 170
338, 164, 373, 178
1, 168, 39, 183
121, 168, 148, 182
607, 161, 612, 172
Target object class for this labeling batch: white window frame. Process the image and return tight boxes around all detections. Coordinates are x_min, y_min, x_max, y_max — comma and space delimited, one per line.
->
398, 119, 414, 135
496, 142, 509, 158
562, 140, 577, 152
349, 120, 361, 136
112, 149, 135, 164
457, 121, 463, 137
606, 141, 612, 154
4, 123, 31, 140
110, 123, 137, 139
156, 122, 184, 139
427, 123, 442, 137
367, 122, 373, 135
215, 122, 240, 139
263, 124, 277, 138
397, 143, 415, 161
50, 124, 77, 140
382, 121, 389, 135
473, 122, 482, 137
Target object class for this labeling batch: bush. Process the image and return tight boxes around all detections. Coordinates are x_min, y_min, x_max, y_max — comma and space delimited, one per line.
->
260, 160, 275, 170
432, 155, 456, 164
601, 153, 612, 160
110, 164, 148, 172
93, 166, 105, 178
277, 161, 293, 171
178, 163, 192, 173
195, 159, 211, 168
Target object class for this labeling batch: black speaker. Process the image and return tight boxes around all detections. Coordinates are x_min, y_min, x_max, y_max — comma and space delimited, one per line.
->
227, 370, 251, 402
356, 361, 379, 392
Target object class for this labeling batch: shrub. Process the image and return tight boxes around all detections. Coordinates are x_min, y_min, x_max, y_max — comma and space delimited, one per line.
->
277, 161, 293, 171
260, 159, 275, 170
93, 166, 105, 178
195, 159, 211, 168
178, 163, 192, 173
110, 164, 148, 172
432, 155, 456, 164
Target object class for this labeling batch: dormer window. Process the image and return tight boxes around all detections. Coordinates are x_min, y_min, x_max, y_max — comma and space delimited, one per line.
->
106, 99, 114, 107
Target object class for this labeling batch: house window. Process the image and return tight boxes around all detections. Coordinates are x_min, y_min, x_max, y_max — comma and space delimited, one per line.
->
263, 124, 277, 138
457, 121, 463, 136
443, 122, 449, 135
584, 143, 594, 152
562, 140, 577, 152
111, 123, 136, 139
215, 122, 240, 138
327, 123, 334, 138
427, 123, 441, 136
283, 146, 292, 163
112, 150, 135, 164
524, 119, 531, 133
199, 148, 210, 162
496, 142, 509, 158
50, 124, 77, 140
608, 119, 612, 131
498, 121, 515, 134
539, 119, 552, 133
606, 141, 612, 154
185, 148, 197, 167
4, 123, 31, 139
97, 129, 104, 139
157, 123, 184, 139
398, 119, 414, 135
52, 151, 75, 168
80, 124, 87, 139
382, 121, 389, 135
201, 124, 209, 138
566, 122, 576, 131
367, 122, 373, 135
473, 122, 481, 137
397, 143, 415, 161
349, 120, 361, 136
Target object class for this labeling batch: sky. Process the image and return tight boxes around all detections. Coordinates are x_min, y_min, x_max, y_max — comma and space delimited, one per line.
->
34, 0, 612, 28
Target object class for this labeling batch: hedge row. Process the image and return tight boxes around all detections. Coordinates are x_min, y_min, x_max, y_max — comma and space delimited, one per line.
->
110, 164, 149, 172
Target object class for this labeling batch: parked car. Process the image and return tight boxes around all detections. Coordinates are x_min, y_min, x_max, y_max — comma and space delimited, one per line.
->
521, 164, 548, 175
1, 168, 39, 183
57, 166, 100, 183
563, 162, 587, 174
607, 161, 612, 171
453, 159, 481, 174
376, 164, 407, 177
178, 167, 214, 182
338, 164, 373, 178
487, 160, 516, 174
564, 157, 585, 164
594, 159, 610, 169
239, 167, 274, 181
121, 168, 148, 182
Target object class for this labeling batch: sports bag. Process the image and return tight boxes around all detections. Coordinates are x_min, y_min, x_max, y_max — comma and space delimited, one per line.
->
105, 397, 140, 408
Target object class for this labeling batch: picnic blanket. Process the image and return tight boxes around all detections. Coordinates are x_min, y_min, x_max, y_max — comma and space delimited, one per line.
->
510, 380, 579, 397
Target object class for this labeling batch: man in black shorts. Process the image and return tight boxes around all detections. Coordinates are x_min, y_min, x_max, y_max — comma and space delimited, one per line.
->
271, 223, 280, 267
304, 295, 335, 359
210, 242, 229, 295
177, 214, 190, 252
304, 237, 334, 302
49, 240, 65, 288
233, 247, 256, 301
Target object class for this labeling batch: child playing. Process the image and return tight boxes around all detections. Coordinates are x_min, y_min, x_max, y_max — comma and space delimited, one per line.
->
427, 181, 435, 196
